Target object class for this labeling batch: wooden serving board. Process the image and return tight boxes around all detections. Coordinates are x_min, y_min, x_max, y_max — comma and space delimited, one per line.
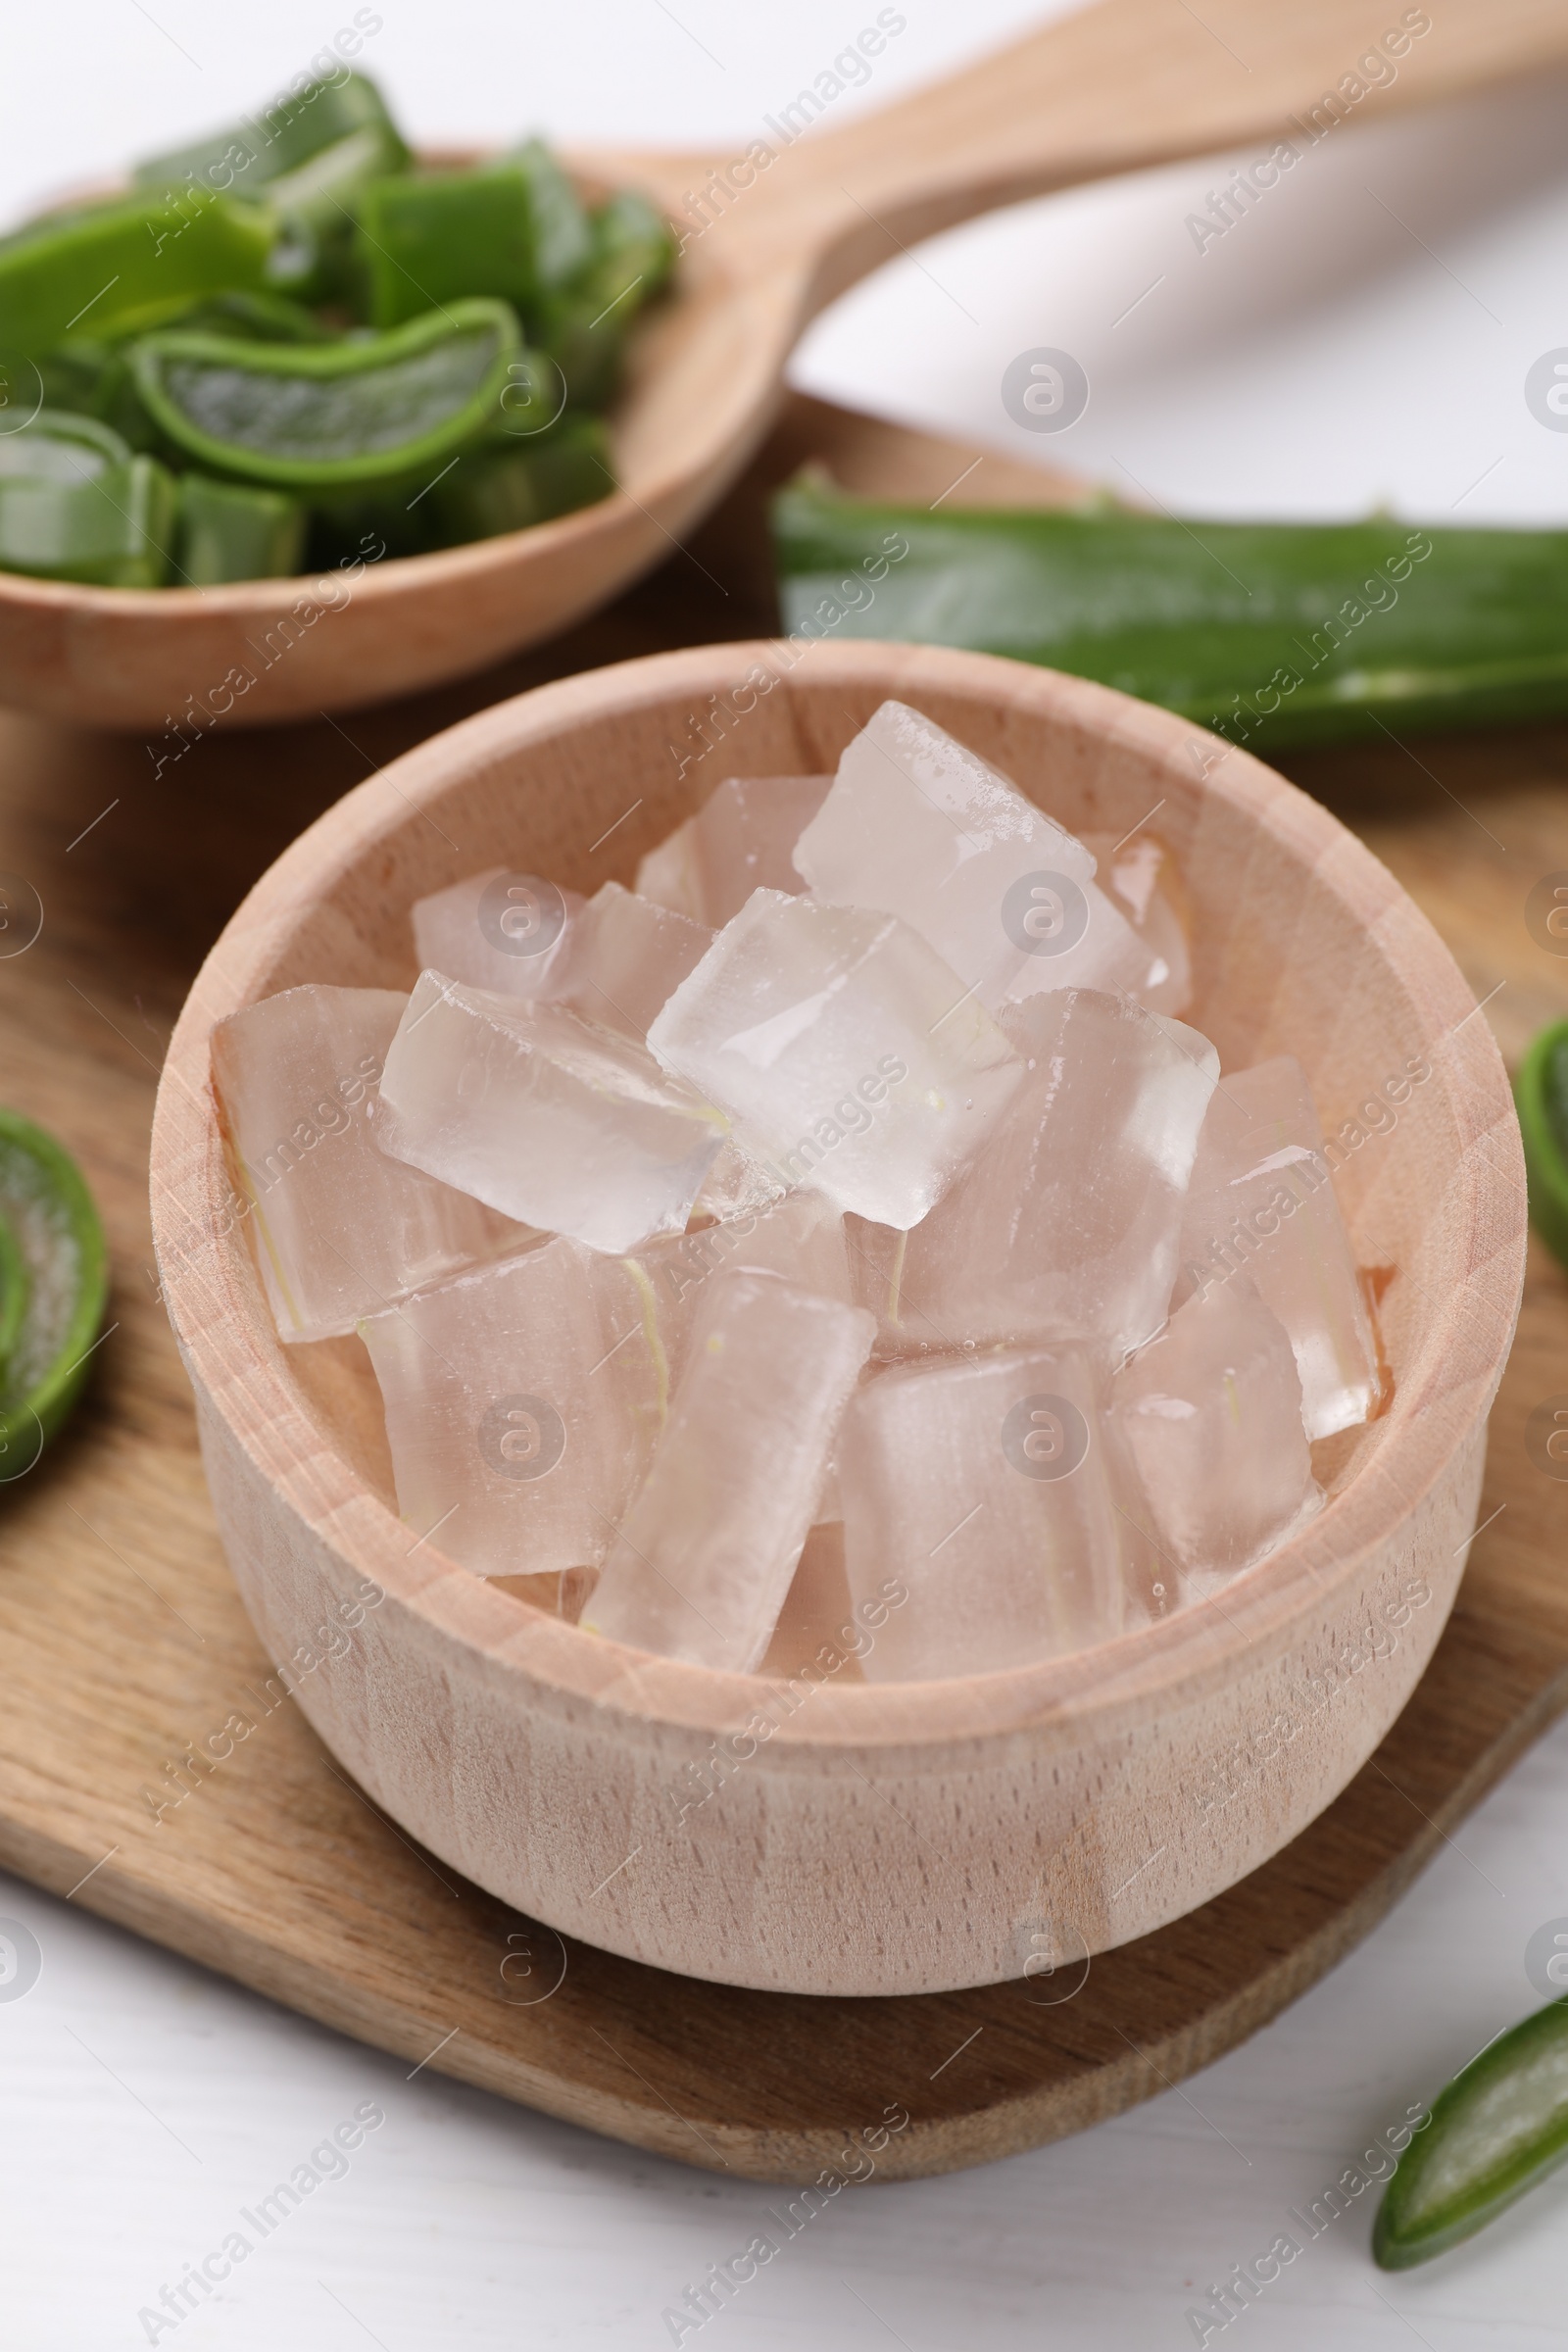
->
2, 394, 1565, 2185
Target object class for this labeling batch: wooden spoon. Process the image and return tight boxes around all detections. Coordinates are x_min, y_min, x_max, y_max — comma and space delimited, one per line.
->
5, 0, 1565, 732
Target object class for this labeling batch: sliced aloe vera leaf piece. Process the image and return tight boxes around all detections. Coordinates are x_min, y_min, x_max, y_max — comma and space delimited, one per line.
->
130, 298, 520, 493
0, 453, 177, 587
0, 1108, 108, 1482
1517, 1017, 1568, 1269
0, 408, 131, 484
1373, 2000, 1568, 2267
0, 1204, 26, 1387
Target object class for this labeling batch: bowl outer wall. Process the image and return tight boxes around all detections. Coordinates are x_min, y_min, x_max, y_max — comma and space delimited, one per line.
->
149, 641, 1526, 1995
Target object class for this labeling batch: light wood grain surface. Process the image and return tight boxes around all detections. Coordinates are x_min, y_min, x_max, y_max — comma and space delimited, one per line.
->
0, 395, 1558, 2181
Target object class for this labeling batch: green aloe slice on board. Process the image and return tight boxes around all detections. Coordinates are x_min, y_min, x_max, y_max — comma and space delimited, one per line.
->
1516, 1018, 1568, 1270
0, 1204, 26, 1387
1374, 2001, 1568, 2267
130, 297, 520, 492
0, 1108, 108, 1482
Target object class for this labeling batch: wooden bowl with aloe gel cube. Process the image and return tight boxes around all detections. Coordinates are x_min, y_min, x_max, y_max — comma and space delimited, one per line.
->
148, 641, 1524, 1998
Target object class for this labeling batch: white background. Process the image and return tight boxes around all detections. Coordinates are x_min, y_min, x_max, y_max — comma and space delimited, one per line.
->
5, 6, 1568, 2346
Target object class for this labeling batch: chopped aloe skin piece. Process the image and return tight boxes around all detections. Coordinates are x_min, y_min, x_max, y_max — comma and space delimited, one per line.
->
478, 347, 564, 444
587, 188, 677, 306
432, 415, 612, 541
178, 472, 306, 583
38, 295, 333, 429
0, 1108, 108, 1483
35, 343, 118, 416
140, 289, 339, 345
355, 144, 598, 332
0, 1207, 27, 1391
1374, 2001, 1568, 2267
76, 354, 167, 456
772, 479, 1568, 752
135, 75, 411, 307
263, 120, 408, 224
134, 71, 410, 212
356, 164, 545, 329
1516, 1019, 1568, 1270
0, 192, 277, 358
510, 137, 594, 294
73, 292, 344, 455
301, 484, 441, 565
0, 193, 135, 255
265, 127, 416, 303
532, 304, 620, 415
131, 298, 520, 492
0, 454, 176, 586
536, 190, 676, 410
0, 409, 131, 483
42, 301, 329, 436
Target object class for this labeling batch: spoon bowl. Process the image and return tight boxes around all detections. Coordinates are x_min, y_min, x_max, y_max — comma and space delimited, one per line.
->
6, 0, 1568, 730
9, 0, 1568, 729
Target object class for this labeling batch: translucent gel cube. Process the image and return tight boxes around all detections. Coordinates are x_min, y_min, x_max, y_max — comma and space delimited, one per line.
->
412, 867, 582, 1001
561, 881, 712, 1041
632, 826, 704, 925
376, 972, 724, 1254
839, 1344, 1127, 1681
210, 984, 524, 1343
636, 773, 832, 928
1080, 829, 1193, 1018
647, 889, 1022, 1229
693, 1135, 788, 1223
359, 1236, 657, 1578
1111, 1273, 1320, 1592
793, 701, 1162, 1009
583, 1267, 875, 1672
1177, 1054, 1379, 1439
759, 1522, 862, 1681
843, 1216, 956, 1364
898, 989, 1219, 1356
1096, 1400, 1181, 1629
594, 1191, 857, 1436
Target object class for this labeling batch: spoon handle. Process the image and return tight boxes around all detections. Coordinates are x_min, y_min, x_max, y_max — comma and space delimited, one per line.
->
705, 0, 1568, 311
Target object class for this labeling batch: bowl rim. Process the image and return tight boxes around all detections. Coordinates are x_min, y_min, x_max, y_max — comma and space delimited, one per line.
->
150, 639, 1526, 1753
